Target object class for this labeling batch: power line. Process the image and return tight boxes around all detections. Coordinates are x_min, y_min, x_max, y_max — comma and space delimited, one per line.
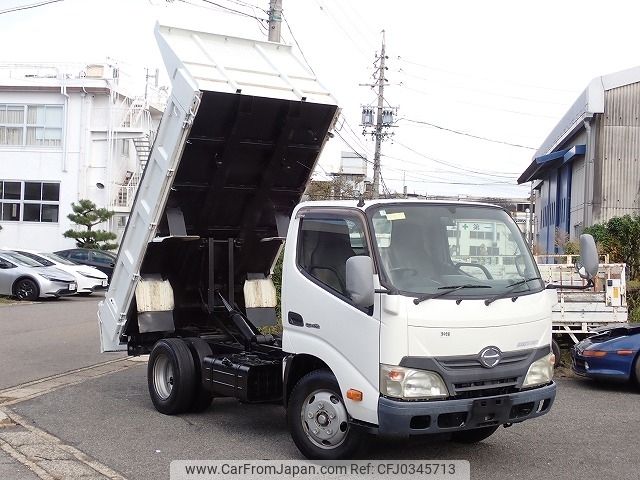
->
399, 118, 535, 150
0, 0, 63, 15
397, 56, 577, 94
400, 83, 557, 119
198, 0, 268, 21
314, 0, 372, 60
281, 12, 315, 75
394, 140, 521, 179
398, 68, 567, 106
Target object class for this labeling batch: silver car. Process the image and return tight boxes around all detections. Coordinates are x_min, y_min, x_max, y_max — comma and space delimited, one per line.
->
0, 251, 77, 300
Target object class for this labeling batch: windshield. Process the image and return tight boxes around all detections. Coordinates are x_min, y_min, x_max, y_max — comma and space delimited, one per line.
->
0, 251, 45, 267
14, 251, 54, 267
39, 252, 77, 266
368, 204, 543, 298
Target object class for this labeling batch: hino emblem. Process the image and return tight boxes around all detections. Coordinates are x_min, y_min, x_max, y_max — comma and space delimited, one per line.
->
479, 346, 502, 368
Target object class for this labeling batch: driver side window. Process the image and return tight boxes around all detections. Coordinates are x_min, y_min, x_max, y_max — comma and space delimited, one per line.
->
297, 214, 369, 297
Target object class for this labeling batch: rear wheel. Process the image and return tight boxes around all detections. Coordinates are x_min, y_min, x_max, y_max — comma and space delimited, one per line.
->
148, 338, 196, 415
184, 338, 214, 412
14, 278, 39, 301
451, 425, 499, 443
287, 370, 361, 460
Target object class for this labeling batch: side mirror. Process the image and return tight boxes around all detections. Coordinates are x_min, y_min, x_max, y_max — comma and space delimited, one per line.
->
577, 234, 599, 281
0, 261, 9, 269
346, 256, 375, 309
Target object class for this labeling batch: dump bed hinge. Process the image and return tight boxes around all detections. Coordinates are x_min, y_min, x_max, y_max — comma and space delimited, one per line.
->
182, 94, 201, 129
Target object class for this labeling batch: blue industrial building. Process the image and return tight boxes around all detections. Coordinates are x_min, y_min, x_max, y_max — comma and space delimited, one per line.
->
519, 66, 640, 254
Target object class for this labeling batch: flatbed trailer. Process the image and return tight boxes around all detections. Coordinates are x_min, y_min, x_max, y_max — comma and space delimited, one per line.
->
536, 256, 627, 346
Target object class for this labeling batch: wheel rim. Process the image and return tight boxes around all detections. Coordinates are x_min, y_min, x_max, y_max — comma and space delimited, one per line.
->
153, 353, 174, 400
300, 389, 349, 449
16, 281, 35, 300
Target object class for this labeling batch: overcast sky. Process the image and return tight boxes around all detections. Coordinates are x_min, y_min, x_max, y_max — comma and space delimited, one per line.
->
1, 0, 639, 198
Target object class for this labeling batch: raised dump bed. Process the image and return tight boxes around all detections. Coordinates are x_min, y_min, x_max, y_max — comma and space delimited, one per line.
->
98, 23, 339, 353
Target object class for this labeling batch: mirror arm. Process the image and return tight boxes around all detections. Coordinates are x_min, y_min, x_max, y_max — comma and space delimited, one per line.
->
375, 287, 398, 294
545, 279, 595, 290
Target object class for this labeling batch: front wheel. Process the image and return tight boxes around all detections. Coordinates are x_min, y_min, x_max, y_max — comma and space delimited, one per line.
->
451, 425, 499, 443
287, 370, 362, 459
633, 355, 640, 389
552, 339, 561, 368
14, 278, 39, 301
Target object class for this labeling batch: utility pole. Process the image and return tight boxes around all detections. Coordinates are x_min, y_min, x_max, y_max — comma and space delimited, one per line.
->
361, 31, 396, 199
268, 0, 283, 42
371, 31, 386, 199
144, 67, 159, 105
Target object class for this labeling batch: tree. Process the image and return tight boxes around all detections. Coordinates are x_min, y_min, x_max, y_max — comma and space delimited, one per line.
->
584, 215, 640, 279
63, 199, 118, 251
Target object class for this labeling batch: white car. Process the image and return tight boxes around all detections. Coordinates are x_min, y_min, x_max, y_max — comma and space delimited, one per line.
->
0, 251, 77, 300
11, 249, 108, 296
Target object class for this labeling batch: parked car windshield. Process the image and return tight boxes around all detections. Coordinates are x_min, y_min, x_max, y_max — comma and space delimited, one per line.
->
39, 252, 78, 266
13, 251, 55, 267
368, 203, 543, 298
0, 251, 44, 268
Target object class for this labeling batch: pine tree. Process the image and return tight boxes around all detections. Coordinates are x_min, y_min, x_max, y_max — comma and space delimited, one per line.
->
63, 199, 118, 251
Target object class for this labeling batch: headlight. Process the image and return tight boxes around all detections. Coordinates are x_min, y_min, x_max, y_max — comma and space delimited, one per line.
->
380, 364, 449, 399
38, 273, 69, 282
79, 272, 104, 279
522, 353, 555, 388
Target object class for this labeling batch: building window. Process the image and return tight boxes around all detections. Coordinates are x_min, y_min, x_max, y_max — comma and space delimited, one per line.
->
0, 104, 63, 148
120, 139, 130, 156
0, 180, 60, 223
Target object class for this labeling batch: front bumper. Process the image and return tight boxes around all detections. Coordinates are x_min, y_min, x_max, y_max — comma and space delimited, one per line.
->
377, 382, 556, 437
571, 351, 632, 382
43, 282, 77, 297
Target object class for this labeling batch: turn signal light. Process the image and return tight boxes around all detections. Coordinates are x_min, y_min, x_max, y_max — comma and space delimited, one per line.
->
616, 349, 634, 356
582, 350, 607, 358
346, 389, 363, 401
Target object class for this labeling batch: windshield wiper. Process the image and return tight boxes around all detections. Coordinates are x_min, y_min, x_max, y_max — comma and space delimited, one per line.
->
484, 277, 542, 306
413, 284, 492, 305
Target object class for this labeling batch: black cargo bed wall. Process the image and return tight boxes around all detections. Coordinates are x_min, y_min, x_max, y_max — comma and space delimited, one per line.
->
127, 92, 338, 336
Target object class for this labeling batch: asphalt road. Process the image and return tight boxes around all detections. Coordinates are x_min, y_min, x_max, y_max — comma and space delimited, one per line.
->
0, 295, 124, 389
2, 297, 639, 479
10, 367, 640, 480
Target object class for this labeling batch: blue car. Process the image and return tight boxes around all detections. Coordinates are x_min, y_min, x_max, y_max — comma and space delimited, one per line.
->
571, 325, 640, 385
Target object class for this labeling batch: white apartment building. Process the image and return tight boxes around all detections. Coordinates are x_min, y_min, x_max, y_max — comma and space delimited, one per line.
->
0, 63, 163, 251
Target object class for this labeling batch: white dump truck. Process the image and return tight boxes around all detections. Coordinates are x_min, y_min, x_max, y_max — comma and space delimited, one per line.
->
98, 24, 600, 459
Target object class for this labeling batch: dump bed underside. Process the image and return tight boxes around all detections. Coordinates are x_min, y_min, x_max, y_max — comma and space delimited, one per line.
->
132, 91, 338, 337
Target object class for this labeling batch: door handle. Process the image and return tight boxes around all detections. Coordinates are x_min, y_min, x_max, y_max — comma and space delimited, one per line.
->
288, 311, 304, 327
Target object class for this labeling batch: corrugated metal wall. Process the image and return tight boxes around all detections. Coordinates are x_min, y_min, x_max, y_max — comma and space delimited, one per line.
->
595, 83, 640, 222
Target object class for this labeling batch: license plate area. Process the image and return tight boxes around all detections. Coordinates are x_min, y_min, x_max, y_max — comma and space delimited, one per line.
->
469, 396, 512, 427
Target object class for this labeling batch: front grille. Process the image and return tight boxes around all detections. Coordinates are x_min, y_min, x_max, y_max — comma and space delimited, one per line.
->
452, 377, 519, 399
438, 351, 531, 370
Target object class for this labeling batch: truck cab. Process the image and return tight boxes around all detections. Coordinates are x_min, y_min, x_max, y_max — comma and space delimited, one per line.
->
280, 200, 557, 456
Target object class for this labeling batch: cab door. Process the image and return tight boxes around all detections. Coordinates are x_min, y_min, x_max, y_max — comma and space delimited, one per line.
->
282, 208, 381, 424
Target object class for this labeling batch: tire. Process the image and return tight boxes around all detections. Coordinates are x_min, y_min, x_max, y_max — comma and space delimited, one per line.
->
184, 338, 214, 413
77, 292, 93, 297
287, 369, 362, 460
633, 355, 640, 389
148, 338, 196, 415
552, 339, 561, 368
14, 278, 39, 301
451, 425, 499, 443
